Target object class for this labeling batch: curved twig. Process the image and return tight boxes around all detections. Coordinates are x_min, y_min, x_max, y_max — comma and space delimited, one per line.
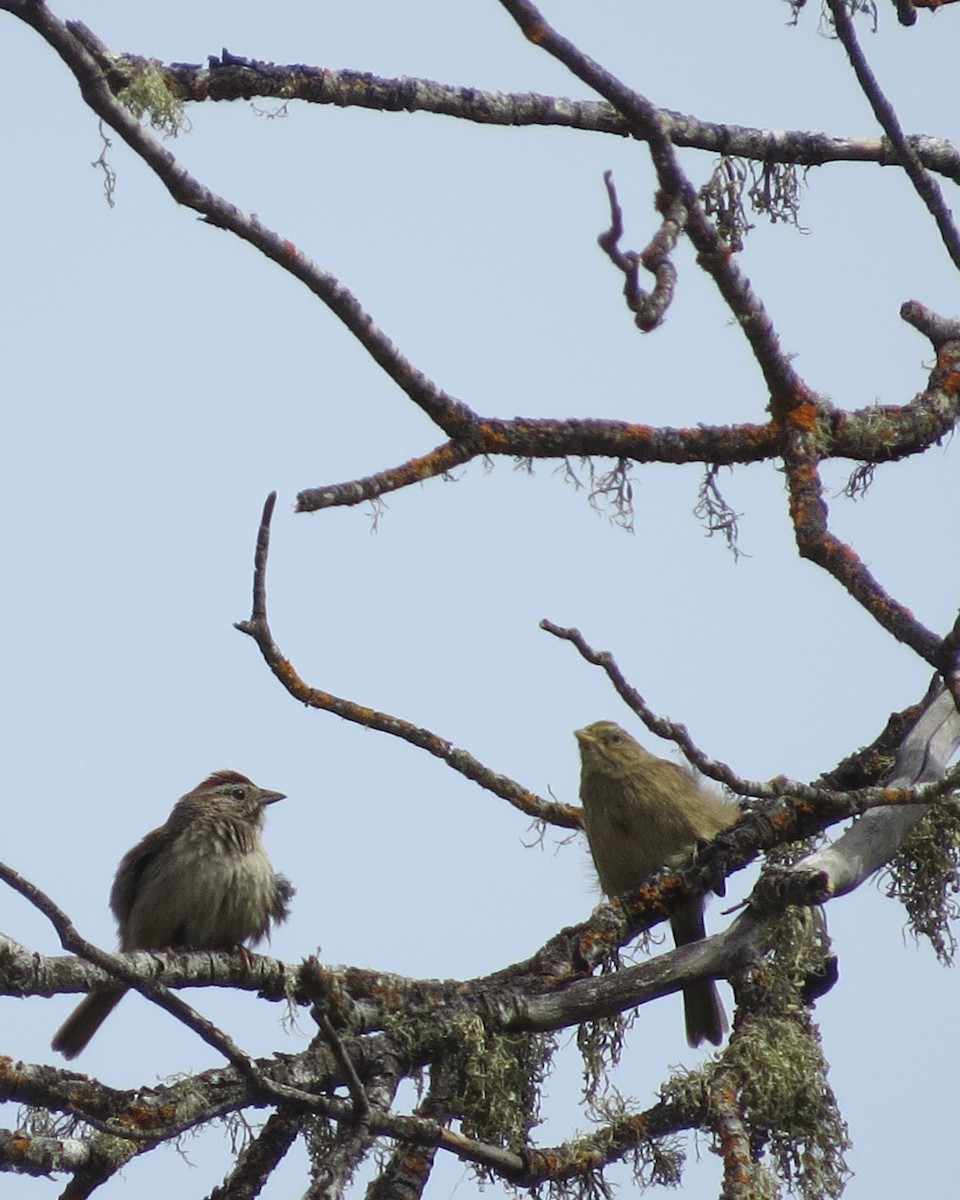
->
236, 494, 578, 828
497, 0, 804, 406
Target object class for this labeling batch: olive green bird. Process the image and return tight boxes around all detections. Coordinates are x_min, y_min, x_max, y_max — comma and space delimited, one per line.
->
575, 720, 737, 1047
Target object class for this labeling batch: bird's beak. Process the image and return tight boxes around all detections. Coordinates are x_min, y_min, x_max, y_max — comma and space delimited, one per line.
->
259, 790, 286, 806
574, 728, 595, 747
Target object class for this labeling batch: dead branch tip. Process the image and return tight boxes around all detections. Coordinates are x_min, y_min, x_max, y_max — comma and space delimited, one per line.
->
235, 491, 277, 635
899, 300, 960, 349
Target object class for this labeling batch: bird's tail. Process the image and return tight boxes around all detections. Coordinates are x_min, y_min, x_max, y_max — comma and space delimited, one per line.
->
52, 988, 127, 1059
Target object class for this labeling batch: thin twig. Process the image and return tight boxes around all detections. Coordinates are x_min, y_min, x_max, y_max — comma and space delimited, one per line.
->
538, 619, 960, 809
827, 0, 960, 270
236, 494, 578, 827
780, 427, 942, 665
496, 0, 805, 408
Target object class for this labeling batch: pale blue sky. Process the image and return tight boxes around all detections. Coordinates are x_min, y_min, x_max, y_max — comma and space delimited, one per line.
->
2, 3, 959, 1197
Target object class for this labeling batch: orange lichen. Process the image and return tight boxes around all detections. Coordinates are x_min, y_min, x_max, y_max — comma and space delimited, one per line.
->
788, 399, 821, 431
475, 422, 510, 452
580, 928, 614, 958
939, 371, 960, 398
767, 804, 813, 834
402, 445, 466, 479
560, 802, 584, 828
936, 341, 960, 369
830, 540, 862, 567
116, 1102, 177, 1130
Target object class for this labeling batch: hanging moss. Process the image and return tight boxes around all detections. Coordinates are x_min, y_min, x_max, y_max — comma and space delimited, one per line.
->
885, 801, 960, 964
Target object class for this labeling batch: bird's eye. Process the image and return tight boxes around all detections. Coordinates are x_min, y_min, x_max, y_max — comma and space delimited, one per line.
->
231, 788, 245, 801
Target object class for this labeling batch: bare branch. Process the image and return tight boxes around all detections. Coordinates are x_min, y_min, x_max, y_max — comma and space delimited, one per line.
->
496, 0, 805, 408
597, 170, 680, 332
827, 0, 960, 270
781, 423, 942, 665
236, 494, 577, 827
294, 369, 960, 513
0, 6, 476, 439
147, 53, 960, 184
900, 299, 960, 349
296, 443, 476, 512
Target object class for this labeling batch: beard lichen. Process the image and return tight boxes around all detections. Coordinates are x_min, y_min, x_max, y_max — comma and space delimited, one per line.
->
724, 1015, 849, 1200
658, 894, 848, 1200
662, 1007, 849, 1200
884, 800, 960, 964
443, 1015, 556, 1155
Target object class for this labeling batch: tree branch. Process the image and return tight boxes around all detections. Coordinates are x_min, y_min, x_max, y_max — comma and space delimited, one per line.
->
149, 53, 960, 184
827, 0, 960, 270
236, 493, 577, 827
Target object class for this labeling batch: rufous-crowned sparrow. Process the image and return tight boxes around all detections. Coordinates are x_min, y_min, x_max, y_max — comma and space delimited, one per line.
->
575, 721, 737, 1047
51, 770, 293, 1059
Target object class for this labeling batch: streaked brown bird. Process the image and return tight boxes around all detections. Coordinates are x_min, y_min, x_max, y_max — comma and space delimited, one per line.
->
52, 770, 293, 1060
575, 720, 736, 1047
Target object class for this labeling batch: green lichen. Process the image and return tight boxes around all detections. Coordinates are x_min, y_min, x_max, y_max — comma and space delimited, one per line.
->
725, 1014, 849, 1200
116, 62, 186, 137
662, 1009, 849, 1200
885, 800, 960, 964
766, 903, 835, 1012
576, 1010, 630, 1109
448, 1015, 556, 1152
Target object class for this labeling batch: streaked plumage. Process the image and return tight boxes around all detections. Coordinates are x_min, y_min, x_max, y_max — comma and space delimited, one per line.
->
576, 721, 736, 1047
52, 771, 293, 1059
